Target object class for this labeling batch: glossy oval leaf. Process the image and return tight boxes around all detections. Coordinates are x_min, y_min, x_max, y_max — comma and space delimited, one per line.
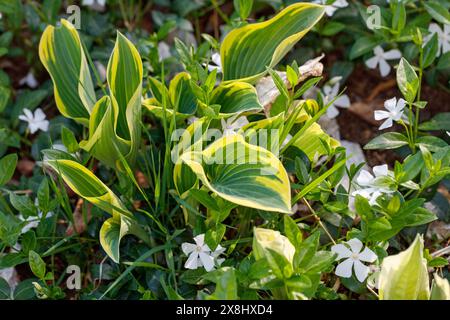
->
180, 134, 291, 213
221, 3, 325, 82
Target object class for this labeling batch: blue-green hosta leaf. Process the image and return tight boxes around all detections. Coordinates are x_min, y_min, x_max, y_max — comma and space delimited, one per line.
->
378, 234, 430, 300
39, 19, 95, 125
80, 32, 143, 167
180, 134, 291, 213
43, 153, 149, 262
210, 82, 263, 114
221, 3, 325, 82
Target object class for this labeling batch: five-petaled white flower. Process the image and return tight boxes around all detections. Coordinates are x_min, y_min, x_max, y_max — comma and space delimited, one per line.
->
314, 0, 348, 17
221, 115, 249, 136
206, 52, 222, 73
19, 108, 49, 134
365, 46, 402, 77
182, 234, 225, 272
352, 164, 394, 205
425, 23, 450, 57
331, 238, 377, 282
374, 97, 406, 130
322, 78, 351, 119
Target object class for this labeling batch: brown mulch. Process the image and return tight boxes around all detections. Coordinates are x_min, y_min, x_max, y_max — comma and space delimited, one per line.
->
336, 64, 450, 167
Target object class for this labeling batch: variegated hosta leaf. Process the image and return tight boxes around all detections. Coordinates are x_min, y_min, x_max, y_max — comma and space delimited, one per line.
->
221, 3, 325, 82
173, 118, 211, 195
144, 72, 197, 120
378, 234, 430, 300
430, 274, 450, 300
169, 72, 198, 114
39, 19, 96, 125
241, 112, 285, 150
43, 151, 149, 263
210, 82, 263, 114
291, 122, 340, 160
180, 134, 291, 213
80, 32, 143, 168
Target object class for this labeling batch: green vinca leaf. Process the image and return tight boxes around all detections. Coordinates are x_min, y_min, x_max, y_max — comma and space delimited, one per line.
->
180, 134, 291, 213
221, 3, 325, 82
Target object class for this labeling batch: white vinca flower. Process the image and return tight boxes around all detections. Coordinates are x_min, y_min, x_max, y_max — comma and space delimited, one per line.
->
19, 72, 38, 88
206, 52, 222, 73
314, 0, 348, 17
221, 115, 249, 136
82, 0, 106, 8
182, 234, 225, 272
322, 78, 350, 119
425, 23, 450, 57
19, 108, 49, 134
158, 41, 171, 62
374, 97, 406, 130
365, 46, 402, 77
352, 164, 394, 205
331, 238, 377, 282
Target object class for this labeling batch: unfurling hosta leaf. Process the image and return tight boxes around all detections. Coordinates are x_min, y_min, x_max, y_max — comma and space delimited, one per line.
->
80, 32, 143, 168
291, 123, 340, 160
180, 134, 291, 213
43, 152, 149, 263
221, 3, 325, 82
253, 227, 296, 265
210, 82, 263, 114
378, 234, 430, 300
430, 274, 450, 300
39, 19, 95, 125
40, 20, 143, 168
144, 72, 197, 120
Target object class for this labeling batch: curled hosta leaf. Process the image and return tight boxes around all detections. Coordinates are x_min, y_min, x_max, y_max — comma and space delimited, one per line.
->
378, 234, 430, 300
210, 82, 263, 114
144, 72, 197, 120
291, 122, 340, 160
430, 274, 450, 300
253, 227, 296, 265
80, 32, 143, 167
39, 19, 95, 125
180, 134, 291, 213
221, 3, 325, 82
43, 151, 149, 262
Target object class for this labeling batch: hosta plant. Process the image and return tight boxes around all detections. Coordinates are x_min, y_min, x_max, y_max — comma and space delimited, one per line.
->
0, 1, 448, 301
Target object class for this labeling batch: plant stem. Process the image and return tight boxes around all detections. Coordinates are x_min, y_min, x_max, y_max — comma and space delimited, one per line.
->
302, 198, 336, 245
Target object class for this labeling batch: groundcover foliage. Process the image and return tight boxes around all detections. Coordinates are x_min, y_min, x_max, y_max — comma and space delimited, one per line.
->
0, 0, 449, 300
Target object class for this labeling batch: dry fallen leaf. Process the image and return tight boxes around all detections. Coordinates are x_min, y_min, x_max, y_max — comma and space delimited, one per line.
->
66, 199, 92, 236
256, 55, 324, 115
17, 159, 35, 176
